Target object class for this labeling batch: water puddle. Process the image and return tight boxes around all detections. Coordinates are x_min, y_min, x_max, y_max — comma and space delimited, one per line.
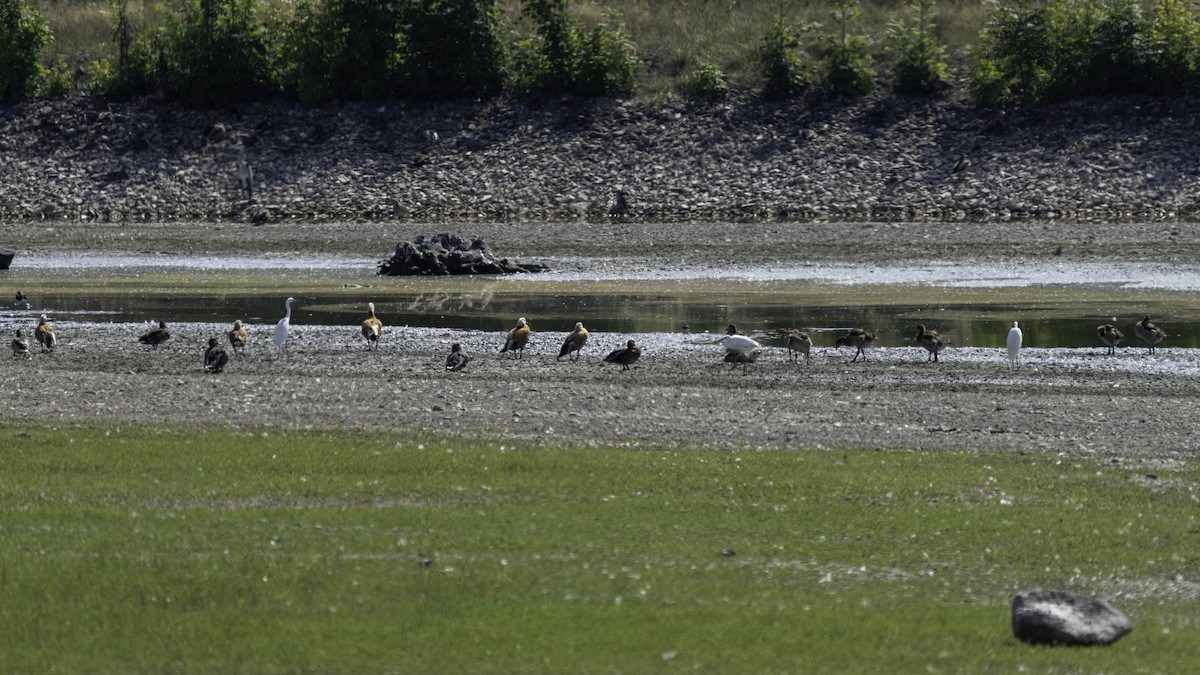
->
3, 254, 1199, 349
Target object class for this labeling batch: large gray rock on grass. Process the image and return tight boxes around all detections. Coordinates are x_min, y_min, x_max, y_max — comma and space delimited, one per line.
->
1012, 589, 1133, 646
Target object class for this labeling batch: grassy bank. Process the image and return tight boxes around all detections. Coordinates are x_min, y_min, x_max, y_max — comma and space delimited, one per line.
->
0, 422, 1195, 672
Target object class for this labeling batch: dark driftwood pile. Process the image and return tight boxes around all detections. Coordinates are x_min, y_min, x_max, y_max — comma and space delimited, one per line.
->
377, 233, 547, 276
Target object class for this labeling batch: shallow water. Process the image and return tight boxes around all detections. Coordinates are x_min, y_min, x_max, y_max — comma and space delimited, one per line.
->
3, 253, 1199, 349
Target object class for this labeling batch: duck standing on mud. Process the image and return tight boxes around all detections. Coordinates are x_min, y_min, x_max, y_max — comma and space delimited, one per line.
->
1135, 316, 1165, 354
558, 322, 588, 361
835, 328, 874, 363
139, 321, 171, 349
501, 317, 531, 358
604, 339, 641, 371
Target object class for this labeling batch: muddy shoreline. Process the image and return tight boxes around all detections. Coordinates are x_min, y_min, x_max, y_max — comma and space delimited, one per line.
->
1, 221, 1198, 459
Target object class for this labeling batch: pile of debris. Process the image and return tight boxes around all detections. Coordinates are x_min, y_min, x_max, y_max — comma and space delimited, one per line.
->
377, 233, 547, 276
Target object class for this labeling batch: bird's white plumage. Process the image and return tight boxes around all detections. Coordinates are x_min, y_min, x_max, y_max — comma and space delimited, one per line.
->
720, 334, 761, 355
275, 296, 295, 350
1007, 321, 1023, 363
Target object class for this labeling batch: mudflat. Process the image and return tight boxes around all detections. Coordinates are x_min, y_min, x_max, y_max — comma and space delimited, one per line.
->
1, 220, 1197, 460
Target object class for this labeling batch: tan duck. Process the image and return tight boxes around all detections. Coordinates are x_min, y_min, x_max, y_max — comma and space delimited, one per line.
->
11, 329, 30, 358
138, 321, 171, 349
500, 317, 532, 358
1134, 316, 1165, 354
34, 314, 56, 353
784, 329, 812, 364
915, 324, 947, 362
445, 343, 470, 372
835, 328, 874, 363
228, 320, 249, 356
204, 337, 231, 374
558, 322, 589, 361
603, 339, 641, 371
1097, 323, 1124, 355
361, 302, 383, 350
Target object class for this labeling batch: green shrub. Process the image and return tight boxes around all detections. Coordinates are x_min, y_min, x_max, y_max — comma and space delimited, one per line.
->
38, 58, 74, 96
1148, 0, 1200, 93
967, 54, 1009, 107
513, 0, 639, 97
166, 0, 275, 105
822, 0, 875, 96
970, 0, 1055, 105
682, 61, 729, 101
0, 0, 51, 103
281, 0, 404, 102
758, 15, 813, 99
886, 0, 949, 95
398, 0, 507, 99
89, 0, 166, 100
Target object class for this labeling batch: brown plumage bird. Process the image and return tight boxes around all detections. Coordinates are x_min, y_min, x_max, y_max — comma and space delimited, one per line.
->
604, 339, 641, 371
228, 320, 249, 356
34, 314, 56, 353
445, 343, 471, 372
11, 329, 30, 358
204, 337, 231, 373
915, 324, 947, 362
1134, 316, 1165, 354
138, 321, 171, 349
835, 328, 874, 363
361, 302, 383, 350
724, 349, 758, 371
785, 329, 812, 364
500, 317, 531, 358
1097, 323, 1124, 355
558, 322, 589, 361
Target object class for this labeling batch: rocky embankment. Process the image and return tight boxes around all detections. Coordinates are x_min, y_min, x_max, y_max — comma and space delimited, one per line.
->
2, 92, 1199, 225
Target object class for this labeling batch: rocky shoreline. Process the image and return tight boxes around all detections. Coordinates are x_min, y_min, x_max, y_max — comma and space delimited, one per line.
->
3, 92, 1200, 225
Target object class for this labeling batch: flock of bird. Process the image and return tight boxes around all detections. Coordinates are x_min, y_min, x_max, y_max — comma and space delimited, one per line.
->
7, 291, 1173, 374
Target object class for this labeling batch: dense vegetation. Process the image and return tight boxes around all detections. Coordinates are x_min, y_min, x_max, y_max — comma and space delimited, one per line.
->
7, 0, 1200, 106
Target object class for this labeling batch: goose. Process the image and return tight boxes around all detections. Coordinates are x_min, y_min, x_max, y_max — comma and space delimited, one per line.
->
204, 337, 231, 373
604, 339, 641, 370
275, 296, 295, 354
34, 314, 55, 352
720, 324, 761, 357
915, 324, 947, 362
835, 328, 874, 363
445, 343, 471, 372
557, 322, 589, 361
784, 329, 812, 364
228, 320, 249, 356
724, 349, 758, 371
500, 317, 531, 358
361, 302, 383, 350
14, 290, 29, 309
1007, 321, 1023, 364
1135, 316, 1165, 354
11, 329, 29, 358
138, 321, 171, 349
1097, 323, 1124, 355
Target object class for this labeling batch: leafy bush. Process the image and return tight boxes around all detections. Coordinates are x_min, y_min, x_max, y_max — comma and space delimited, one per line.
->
513, 0, 639, 97
89, 0, 166, 100
1148, 0, 1200, 93
758, 16, 813, 99
398, 0, 507, 99
886, 0, 949, 95
281, 0, 404, 102
682, 61, 729, 101
0, 0, 51, 103
822, 0, 875, 95
166, 0, 275, 105
970, 0, 1055, 104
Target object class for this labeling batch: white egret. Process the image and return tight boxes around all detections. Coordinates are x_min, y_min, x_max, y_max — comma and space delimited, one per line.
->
1007, 321, 1023, 364
1134, 316, 1165, 354
275, 296, 295, 354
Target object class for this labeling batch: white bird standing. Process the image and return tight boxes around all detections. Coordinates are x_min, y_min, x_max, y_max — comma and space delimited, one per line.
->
720, 325, 762, 370
1007, 321, 1023, 364
275, 296, 295, 355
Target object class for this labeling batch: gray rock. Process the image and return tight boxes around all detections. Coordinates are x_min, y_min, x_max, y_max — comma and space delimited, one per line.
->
1012, 589, 1133, 646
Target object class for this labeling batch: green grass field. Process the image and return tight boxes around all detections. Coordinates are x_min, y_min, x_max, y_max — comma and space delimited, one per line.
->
0, 422, 1195, 672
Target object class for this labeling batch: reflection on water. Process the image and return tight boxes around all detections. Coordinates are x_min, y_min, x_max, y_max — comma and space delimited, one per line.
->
11, 287, 1199, 350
